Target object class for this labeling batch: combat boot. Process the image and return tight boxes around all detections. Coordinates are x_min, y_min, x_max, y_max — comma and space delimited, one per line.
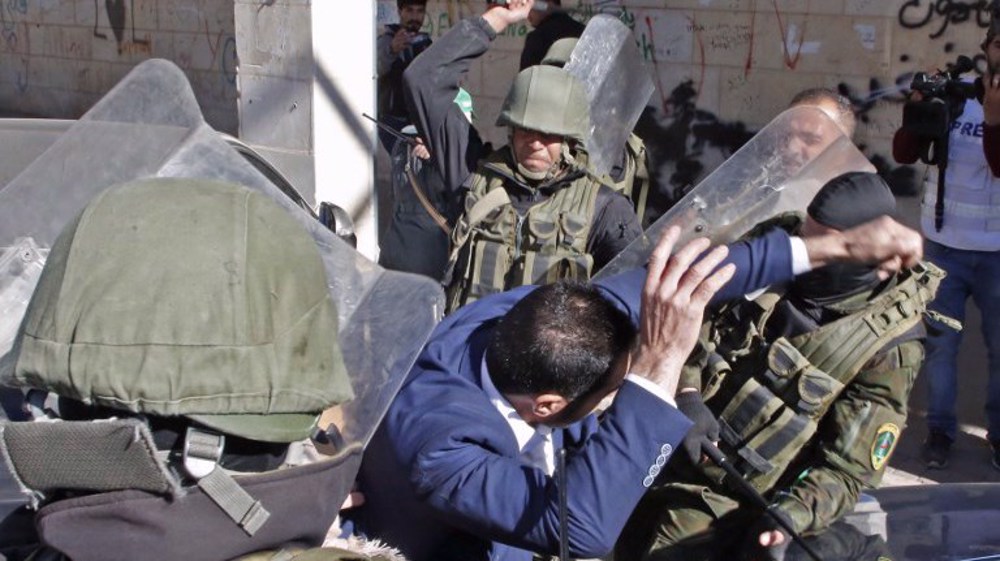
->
922, 431, 952, 469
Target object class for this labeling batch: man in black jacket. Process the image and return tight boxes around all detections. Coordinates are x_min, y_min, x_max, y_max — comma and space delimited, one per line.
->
376, 0, 431, 152
520, 0, 584, 70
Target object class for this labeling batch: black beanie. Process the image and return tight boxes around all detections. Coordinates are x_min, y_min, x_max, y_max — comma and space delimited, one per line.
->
807, 171, 895, 230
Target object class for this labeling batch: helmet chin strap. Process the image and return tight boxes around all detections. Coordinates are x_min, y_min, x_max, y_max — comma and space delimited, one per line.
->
517, 161, 552, 182
509, 138, 569, 184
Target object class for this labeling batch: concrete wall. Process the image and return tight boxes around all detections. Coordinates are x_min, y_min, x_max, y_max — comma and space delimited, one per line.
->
412, 0, 993, 208
236, 0, 379, 258
0, 0, 237, 132
4, 0, 993, 254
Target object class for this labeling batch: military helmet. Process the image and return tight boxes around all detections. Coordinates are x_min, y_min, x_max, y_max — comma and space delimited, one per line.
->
541, 37, 578, 68
496, 65, 590, 142
9, 177, 352, 443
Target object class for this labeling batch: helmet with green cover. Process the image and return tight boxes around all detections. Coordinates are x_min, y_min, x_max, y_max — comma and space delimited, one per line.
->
0, 178, 362, 561
9, 177, 351, 442
496, 65, 590, 142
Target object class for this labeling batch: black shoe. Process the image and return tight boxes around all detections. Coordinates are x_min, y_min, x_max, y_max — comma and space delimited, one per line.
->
991, 441, 1000, 472
922, 432, 952, 469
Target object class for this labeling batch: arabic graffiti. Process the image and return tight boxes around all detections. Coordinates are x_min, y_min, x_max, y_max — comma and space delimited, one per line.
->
898, 0, 993, 39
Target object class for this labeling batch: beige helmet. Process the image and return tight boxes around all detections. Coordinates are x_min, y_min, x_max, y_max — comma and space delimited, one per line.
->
541, 37, 578, 68
496, 65, 590, 142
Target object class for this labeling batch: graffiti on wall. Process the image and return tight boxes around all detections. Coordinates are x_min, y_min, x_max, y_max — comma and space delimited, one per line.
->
93, 0, 151, 55
1, 0, 30, 93
202, 20, 238, 86
408, 1, 994, 205
634, 80, 756, 223
898, 0, 993, 39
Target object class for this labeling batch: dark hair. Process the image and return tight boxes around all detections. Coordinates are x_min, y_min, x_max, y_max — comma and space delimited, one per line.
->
788, 87, 857, 137
397, 0, 427, 8
485, 282, 635, 402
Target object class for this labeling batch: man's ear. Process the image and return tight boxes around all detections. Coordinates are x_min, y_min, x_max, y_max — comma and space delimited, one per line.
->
532, 393, 569, 420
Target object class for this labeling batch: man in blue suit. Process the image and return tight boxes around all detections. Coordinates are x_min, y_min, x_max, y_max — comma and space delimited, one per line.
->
349, 217, 922, 561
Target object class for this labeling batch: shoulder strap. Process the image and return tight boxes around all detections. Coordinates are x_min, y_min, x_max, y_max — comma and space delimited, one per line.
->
790, 261, 944, 385
404, 164, 449, 234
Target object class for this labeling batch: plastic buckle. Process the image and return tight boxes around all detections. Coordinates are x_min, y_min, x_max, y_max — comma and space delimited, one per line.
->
183, 427, 225, 480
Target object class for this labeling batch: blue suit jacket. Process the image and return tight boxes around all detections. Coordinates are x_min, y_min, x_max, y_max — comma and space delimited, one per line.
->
351, 229, 795, 561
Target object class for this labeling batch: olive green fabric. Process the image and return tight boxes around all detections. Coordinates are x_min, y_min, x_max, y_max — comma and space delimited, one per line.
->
444, 150, 600, 313
9, 178, 351, 443
597, 133, 650, 223
496, 65, 590, 142
540, 37, 578, 67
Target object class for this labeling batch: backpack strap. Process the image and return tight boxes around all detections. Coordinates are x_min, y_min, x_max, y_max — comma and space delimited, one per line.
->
403, 163, 449, 234
183, 427, 271, 536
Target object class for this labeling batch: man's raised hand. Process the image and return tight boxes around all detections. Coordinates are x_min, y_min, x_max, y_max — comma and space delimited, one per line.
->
630, 227, 735, 397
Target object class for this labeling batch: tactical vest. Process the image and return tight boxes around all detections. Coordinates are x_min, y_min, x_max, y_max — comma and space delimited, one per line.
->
921, 95, 1000, 250
598, 133, 650, 223
697, 262, 944, 493
444, 151, 601, 312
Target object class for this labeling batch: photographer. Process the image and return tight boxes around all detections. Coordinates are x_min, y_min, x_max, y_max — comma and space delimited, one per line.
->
376, 0, 432, 152
892, 17, 1000, 472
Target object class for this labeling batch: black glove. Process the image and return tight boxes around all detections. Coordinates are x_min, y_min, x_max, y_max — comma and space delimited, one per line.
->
675, 390, 720, 464
739, 511, 793, 561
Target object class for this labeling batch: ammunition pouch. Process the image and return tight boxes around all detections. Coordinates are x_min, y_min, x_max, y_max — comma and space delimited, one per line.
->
444, 155, 600, 312
703, 262, 945, 493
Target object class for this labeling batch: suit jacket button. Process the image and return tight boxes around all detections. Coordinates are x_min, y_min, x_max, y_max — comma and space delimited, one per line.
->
643, 475, 655, 488
655, 455, 667, 467
661, 443, 673, 456
648, 464, 661, 477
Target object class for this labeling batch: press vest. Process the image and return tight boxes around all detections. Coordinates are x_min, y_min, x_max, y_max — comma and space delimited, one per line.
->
444, 151, 601, 313
921, 96, 1000, 250
696, 263, 943, 493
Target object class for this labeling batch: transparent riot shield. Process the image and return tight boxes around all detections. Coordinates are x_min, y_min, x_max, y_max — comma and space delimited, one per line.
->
0, 240, 45, 368
0, 59, 443, 461
595, 106, 875, 279
564, 14, 654, 177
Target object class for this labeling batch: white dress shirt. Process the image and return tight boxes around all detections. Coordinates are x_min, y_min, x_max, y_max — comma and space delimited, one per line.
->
481, 357, 555, 475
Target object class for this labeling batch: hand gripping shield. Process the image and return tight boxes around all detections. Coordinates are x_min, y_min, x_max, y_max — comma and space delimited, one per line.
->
595, 106, 875, 278
563, 14, 654, 177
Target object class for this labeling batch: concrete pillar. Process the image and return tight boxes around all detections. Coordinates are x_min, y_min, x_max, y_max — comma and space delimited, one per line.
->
311, 1, 378, 259
236, 1, 378, 260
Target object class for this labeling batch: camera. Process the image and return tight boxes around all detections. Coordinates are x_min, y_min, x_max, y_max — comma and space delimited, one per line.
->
909, 55, 980, 103
901, 55, 983, 166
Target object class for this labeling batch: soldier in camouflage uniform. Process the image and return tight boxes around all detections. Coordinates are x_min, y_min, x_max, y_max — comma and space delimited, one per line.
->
402, 0, 641, 313
616, 172, 942, 561
540, 38, 653, 226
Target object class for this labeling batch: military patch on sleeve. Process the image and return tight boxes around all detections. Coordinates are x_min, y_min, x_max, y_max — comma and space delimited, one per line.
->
870, 423, 901, 470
